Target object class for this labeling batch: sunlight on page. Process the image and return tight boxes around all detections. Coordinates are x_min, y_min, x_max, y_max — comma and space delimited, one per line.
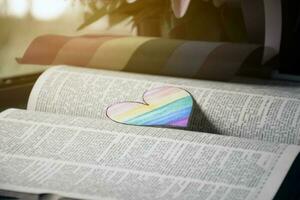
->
0, 0, 133, 79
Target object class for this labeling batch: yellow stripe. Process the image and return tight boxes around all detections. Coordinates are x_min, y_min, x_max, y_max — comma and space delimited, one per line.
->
88, 37, 154, 70
114, 91, 188, 121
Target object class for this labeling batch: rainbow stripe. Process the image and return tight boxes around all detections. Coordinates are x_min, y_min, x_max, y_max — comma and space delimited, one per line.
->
106, 86, 193, 127
16, 34, 265, 81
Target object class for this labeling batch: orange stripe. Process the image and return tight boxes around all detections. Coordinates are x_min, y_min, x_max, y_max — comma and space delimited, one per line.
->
52, 36, 124, 67
17, 34, 126, 66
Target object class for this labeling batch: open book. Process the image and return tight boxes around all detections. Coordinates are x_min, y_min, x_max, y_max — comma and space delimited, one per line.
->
0, 66, 299, 200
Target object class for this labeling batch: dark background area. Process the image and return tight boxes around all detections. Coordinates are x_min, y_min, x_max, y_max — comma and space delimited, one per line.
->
280, 1, 300, 75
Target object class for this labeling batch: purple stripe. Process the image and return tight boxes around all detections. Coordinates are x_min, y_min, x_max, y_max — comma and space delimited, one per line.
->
168, 117, 189, 127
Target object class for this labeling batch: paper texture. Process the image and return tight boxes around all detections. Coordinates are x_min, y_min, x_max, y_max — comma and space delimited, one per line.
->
27, 66, 300, 145
0, 109, 299, 200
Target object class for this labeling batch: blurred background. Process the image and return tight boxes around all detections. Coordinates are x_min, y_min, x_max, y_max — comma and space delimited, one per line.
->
0, 0, 134, 79
0, 0, 251, 79
0, 0, 299, 111
0, 0, 299, 79
0, 0, 135, 111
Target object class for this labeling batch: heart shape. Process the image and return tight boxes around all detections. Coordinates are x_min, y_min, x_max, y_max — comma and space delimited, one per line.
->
106, 86, 193, 127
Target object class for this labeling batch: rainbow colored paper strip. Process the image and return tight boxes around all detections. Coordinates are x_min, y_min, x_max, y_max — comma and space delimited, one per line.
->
106, 86, 193, 127
17, 34, 268, 81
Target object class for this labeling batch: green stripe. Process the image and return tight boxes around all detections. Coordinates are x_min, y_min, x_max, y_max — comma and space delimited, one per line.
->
126, 96, 192, 124
124, 38, 185, 74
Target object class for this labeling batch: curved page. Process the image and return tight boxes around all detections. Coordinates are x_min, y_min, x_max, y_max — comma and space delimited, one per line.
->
0, 109, 299, 200
27, 66, 300, 145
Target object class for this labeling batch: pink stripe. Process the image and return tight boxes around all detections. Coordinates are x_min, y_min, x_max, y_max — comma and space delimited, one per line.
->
144, 86, 172, 96
144, 87, 182, 101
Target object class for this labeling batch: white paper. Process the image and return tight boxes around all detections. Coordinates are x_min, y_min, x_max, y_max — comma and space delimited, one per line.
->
0, 109, 299, 200
27, 66, 300, 145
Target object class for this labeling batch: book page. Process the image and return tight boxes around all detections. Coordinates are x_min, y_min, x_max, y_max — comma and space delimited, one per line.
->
0, 109, 299, 200
27, 66, 300, 145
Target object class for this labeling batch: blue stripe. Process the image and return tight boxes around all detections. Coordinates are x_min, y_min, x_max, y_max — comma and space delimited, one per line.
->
144, 107, 192, 125
125, 96, 192, 125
